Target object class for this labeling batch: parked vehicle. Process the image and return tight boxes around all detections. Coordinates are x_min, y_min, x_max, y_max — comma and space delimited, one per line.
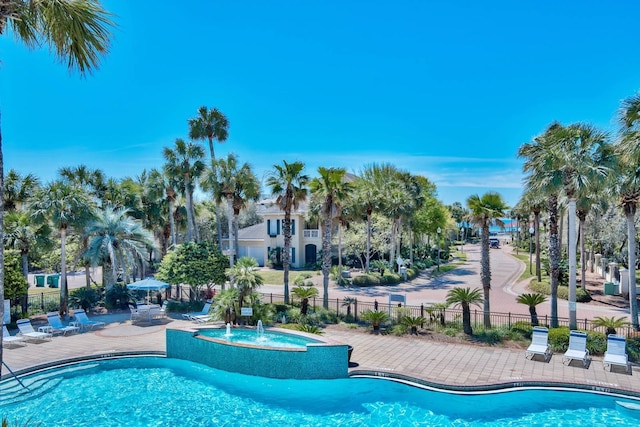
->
489, 238, 500, 249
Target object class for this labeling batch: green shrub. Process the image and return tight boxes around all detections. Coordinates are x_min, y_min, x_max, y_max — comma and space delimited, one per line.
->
70, 287, 100, 311
585, 330, 607, 355
511, 321, 533, 339
293, 273, 312, 285
406, 267, 419, 280
529, 280, 591, 302
380, 273, 402, 284
548, 327, 570, 352
473, 327, 509, 345
390, 324, 408, 335
352, 274, 381, 287
627, 337, 640, 362
105, 283, 133, 309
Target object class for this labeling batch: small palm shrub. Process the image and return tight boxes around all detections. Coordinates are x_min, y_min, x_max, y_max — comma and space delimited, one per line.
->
293, 273, 313, 286
361, 309, 390, 331
591, 316, 630, 335
70, 287, 100, 311
401, 316, 426, 334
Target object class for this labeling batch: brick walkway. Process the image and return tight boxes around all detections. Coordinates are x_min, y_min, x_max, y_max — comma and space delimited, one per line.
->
2, 313, 638, 397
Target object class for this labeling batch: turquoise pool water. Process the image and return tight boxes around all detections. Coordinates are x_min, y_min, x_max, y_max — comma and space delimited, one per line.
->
1, 357, 639, 426
197, 328, 320, 348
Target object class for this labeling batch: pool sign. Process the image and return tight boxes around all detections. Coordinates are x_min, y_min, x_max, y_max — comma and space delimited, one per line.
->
241, 307, 253, 316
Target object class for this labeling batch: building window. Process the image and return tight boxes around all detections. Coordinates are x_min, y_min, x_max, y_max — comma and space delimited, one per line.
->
291, 219, 295, 235
291, 247, 296, 264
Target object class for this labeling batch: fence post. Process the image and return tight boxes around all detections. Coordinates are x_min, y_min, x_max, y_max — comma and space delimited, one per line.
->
270, 293, 273, 304
40, 293, 44, 310
584, 318, 588, 330
474, 309, 477, 326
354, 299, 358, 322
420, 304, 424, 328
336, 298, 339, 317
508, 312, 511, 329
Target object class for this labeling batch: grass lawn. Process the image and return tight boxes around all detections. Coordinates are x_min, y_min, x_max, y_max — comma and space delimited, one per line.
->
514, 253, 535, 281
28, 286, 58, 296
259, 269, 320, 285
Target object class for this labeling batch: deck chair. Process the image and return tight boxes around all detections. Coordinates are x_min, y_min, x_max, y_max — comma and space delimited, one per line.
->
16, 319, 52, 341
129, 304, 142, 323
46, 312, 80, 336
525, 326, 552, 362
3, 325, 27, 347
182, 300, 212, 320
563, 330, 590, 368
603, 334, 631, 374
149, 302, 168, 320
72, 309, 106, 331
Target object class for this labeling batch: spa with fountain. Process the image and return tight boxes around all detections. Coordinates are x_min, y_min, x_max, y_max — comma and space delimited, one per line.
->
166, 321, 349, 379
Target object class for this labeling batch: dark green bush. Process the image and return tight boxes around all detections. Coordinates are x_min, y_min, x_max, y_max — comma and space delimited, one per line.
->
586, 330, 607, 355
105, 284, 132, 309
380, 273, 402, 284
352, 274, 381, 287
473, 327, 508, 345
511, 321, 533, 339
529, 280, 591, 302
70, 287, 100, 311
627, 337, 640, 362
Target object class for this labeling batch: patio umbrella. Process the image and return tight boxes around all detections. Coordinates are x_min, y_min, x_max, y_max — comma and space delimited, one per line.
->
127, 278, 170, 302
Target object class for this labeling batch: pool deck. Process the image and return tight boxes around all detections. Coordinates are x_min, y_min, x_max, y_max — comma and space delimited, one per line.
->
2, 313, 638, 397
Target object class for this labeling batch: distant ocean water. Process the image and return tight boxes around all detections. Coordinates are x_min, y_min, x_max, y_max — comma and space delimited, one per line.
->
489, 218, 521, 233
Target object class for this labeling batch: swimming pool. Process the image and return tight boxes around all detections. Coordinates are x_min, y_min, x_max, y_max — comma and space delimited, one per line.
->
1, 356, 639, 426
197, 327, 321, 348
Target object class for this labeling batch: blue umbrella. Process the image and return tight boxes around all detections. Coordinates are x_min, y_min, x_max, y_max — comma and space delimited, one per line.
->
126, 278, 170, 291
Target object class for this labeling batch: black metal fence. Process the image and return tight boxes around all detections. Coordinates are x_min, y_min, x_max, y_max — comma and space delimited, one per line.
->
258, 292, 639, 337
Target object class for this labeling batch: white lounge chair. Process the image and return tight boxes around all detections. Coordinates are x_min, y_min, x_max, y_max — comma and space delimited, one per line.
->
525, 326, 552, 362
46, 312, 80, 336
16, 319, 53, 341
182, 301, 212, 321
563, 330, 590, 368
603, 334, 631, 374
149, 302, 168, 320
129, 304, 143, 323
71, 309, 106, 331
3, 325, 26, 347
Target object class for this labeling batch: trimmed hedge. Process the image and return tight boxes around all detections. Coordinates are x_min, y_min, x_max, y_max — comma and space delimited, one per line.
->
351, 267, 420, 287
529, 280, 592, 302
546, 327, 607, 355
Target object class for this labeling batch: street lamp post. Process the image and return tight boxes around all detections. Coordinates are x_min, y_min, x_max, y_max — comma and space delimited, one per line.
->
437, 227, 441, 271
529, 226, 535, 274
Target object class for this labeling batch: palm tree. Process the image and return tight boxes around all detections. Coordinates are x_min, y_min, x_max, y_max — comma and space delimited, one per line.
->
30, 181, 95, 317
591, 316, 630, 336
3, 169, 39, 212
83, 206, 156, 288
188, 106, 229, 249
226, 256, 264, 312
4, 211, 52, 279
266, 160, 309, 304
551, 123, 612, 329
214, 154, 260, 267
0, 0, 114, 361
516, 293, 547, 326
519, 123, 565, 328
309, 167, 353, 309
616, 94, 640, 329
163, 138, 206, 243
466, 192, 508, 328
445, 287, 483, 335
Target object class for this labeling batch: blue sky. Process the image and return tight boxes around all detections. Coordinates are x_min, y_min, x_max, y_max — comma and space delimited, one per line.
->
2, 0, 639, 208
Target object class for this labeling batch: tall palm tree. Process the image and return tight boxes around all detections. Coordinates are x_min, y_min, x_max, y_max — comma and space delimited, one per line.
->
213, 154, 259, 267
353, 165, 384, 273
3, 169, 39, 212
4, 211, 52, 279
0, 0, 114, 362
266, 160, 309, 304
527, 123, 611, 329
188, 106, 229, 249
163, 138, 205, 243
616, 93, 640, 329
445, 287, 483, 335
30, 181, 95, 317
518, 123, 565, 328
83, 206, 156, 288
466, 192, 508, 328
309, 167, 353, 309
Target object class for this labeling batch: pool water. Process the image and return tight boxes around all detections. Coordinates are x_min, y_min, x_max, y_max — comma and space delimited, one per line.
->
1, 357, 639, 426
198, 328, 321, 348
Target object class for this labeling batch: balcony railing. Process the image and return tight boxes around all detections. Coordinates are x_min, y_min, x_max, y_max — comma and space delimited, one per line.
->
303, 229, 319, 238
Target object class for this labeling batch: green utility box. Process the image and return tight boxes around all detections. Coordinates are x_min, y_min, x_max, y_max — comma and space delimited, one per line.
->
603, 282, 615, 295
47, 274, 60, 288
34, 274, 46, 287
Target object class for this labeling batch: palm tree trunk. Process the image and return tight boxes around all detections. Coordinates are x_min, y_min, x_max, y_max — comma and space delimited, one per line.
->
168, 199, 176, 246
60, 227, 69, 319
338, 223, 343, 269
480, 223, 491, 328
85, 264, 91, 288
185, 183, 194, 242
568, 198, 577, 330
579, 217, 586, 290
462, 304, 472, 335
21, 251, 28, 280
626, 205, 639, 329
365, 211, 372, 273
389, 220, 396, 267
1, 114, 5, 359
548, 195, 560, 328
283, 209, 291, 305
529, 306, 539, 326
535, 211, 541, 282
189, 190, 199, 242
409, 220, 414, 266
322, 216, 332, 309
227, 196, 234, 267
